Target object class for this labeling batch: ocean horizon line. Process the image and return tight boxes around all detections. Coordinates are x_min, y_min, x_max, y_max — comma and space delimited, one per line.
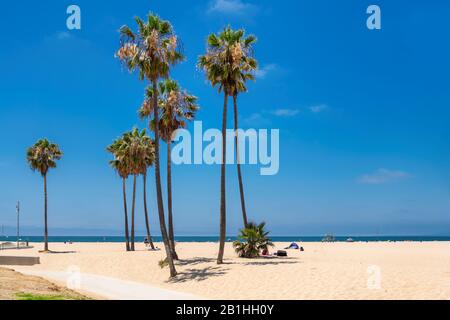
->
3, 235, 450, 243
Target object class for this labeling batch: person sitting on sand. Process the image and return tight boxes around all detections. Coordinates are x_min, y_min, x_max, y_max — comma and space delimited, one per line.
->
144, 237, 149, 247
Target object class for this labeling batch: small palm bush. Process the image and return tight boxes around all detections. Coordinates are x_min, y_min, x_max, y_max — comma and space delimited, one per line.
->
233, 222, 274, 258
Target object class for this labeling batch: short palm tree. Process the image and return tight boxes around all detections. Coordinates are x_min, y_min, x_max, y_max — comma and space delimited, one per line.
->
140, 134, 156, 250
26, 139, 63, 252
198, 26, 255, 263
120, 128, 148, 251
117, 12, 183, 277
233, 222, 273, 258
140, 79, 199, 259
107, 137, 131, 251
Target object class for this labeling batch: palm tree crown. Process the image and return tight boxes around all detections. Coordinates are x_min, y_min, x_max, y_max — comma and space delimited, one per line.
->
26, 139, 63, 176
107, 139, 129, 180
108, 128, 154, 176
116, 13, 184, 81
139, 79, 199, 141
198, 26, 257, 96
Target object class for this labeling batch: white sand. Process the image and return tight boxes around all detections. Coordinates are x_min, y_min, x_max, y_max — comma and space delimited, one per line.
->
3, 241, 450, 300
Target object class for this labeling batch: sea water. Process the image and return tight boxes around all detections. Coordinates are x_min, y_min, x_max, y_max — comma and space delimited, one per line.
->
1, 235, 450, 243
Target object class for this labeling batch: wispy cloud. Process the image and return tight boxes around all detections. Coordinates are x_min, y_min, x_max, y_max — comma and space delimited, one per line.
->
255, 64, 278, 79
270, 109, 300, 117
245, 104, 326, 123
242, 112, 271, 126
56, 31, 72, 40
309, 104, 328, 113
358, 168, 411, 185
242, 108, 299, 126
207, 0, 257, 15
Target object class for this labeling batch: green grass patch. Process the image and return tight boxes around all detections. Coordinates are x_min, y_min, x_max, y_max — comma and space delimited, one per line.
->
15, 292, 79, 300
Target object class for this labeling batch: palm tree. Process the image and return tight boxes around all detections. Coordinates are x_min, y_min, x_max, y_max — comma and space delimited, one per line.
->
140, 79, 199, 259
108, 129, 155, 251
107, 139, 131, 251
232, 222, 273, 258
121, 128, 148, 251
228, 30, 257, 228
117, 13, 183, 277
141, 134, 156, 250
198, 26, 254, 263
26, 139, 63, 252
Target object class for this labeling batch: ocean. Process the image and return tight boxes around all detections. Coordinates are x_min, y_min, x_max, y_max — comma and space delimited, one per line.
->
1, 235, 450, 243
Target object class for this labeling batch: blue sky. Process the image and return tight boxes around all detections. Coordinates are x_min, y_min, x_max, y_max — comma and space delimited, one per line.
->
1, 0, 450, 236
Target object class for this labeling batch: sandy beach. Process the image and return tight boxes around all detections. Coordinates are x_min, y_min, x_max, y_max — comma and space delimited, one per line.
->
2, 241, 450, 300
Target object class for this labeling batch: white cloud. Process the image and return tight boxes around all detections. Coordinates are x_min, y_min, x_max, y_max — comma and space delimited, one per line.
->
309, 104, 328, 113
358, 168, 411, 185
255, 64, 278, 79
270, 109, 300, 117
208, 0, 257, 14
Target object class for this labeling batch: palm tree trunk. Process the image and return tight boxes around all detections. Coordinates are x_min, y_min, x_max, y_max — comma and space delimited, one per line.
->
143, 173, 155, 250
131, 174, 137, 251
233, 94, 248, 227
43, 174, 49, 252
167, 140, 178, 260
152, 79, 177, 277
217, 92, 228, 264
122, 178, 130, 251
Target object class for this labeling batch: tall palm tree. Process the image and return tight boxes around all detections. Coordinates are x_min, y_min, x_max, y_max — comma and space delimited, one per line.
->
140, 79, 199, 259
198, 26, 254, 263
26, 139, 63, 252
228, 30, 257, 228
107, 138, 131, 251
117, 13, 183, 277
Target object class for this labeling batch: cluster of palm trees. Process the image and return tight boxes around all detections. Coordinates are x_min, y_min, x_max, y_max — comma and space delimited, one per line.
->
107, 128, 156, 252
113, 13, 258, 277
113, 13, 201, 277
25, 12, 259, 279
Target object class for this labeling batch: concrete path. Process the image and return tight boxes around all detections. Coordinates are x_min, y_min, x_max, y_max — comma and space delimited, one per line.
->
17, 269, 201, 300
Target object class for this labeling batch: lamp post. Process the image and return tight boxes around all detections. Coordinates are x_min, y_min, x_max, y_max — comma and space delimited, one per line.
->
16, 201, 20, 249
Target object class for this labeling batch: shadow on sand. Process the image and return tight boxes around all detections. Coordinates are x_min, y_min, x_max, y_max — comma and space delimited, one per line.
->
169, 265, 229, 283
175, 257, 215, 266
46, 250, 77, 254
239, 258, 300, 266
168, 257, 228, 283
167, 256, 300, 283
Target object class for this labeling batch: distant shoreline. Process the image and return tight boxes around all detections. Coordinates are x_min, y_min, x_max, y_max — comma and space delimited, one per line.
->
2, 235, 450, 243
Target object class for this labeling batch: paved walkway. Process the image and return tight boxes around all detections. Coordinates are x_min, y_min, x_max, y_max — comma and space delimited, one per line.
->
17, 269, 201, 300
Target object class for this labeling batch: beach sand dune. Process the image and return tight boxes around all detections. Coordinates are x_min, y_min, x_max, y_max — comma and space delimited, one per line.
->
3, 241, 450, 300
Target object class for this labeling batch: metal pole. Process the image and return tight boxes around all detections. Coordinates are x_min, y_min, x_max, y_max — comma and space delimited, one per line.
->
16, 201, 20, 249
